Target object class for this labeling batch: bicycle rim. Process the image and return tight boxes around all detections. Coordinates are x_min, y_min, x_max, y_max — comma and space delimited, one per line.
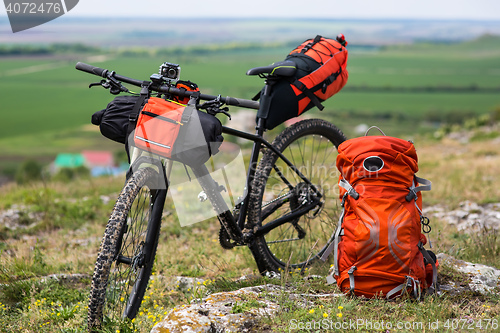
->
250, 119, 345, 272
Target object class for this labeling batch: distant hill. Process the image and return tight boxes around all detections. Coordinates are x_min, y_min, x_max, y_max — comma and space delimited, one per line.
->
2, 18, 500, 47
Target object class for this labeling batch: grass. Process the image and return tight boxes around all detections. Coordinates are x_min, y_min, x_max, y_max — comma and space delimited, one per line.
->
260, 271, 499, 333
1, 130, 500, 332
417, 136, 500, 208
2, 36, 500, 178
1, 36, 500, 332
0, 36, 499, 142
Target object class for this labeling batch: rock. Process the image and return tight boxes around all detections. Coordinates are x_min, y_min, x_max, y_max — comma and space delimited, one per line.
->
437, 253, 500, 294
425, 201, 500, 232
151, 285, 280, 333
39, 273, 91, 284
99, 195, 111, 205
175, 276, 206, 292
0, 205, 44, 230
0, 273, 92, 289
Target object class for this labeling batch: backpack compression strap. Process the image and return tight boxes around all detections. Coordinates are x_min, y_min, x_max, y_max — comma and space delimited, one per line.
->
406, 176, 432, 201
124, 83, 150, 168
300, 35, 323, 53
386, 276, 422, 300
339, 179, 360, 199
324, 179, 359, 284
291, 80, 326, 110
348, 266, 357, 295
290, 67, 343, 112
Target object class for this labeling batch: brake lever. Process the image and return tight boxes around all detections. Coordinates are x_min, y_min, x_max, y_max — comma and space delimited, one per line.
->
201, 105, 231, 119
107, 71, 130, 95
89, 80, 106, 89
201, 106, 231, 119
199, 95, 231, 119
89, 72, 130, 95
217, 107, 231, 120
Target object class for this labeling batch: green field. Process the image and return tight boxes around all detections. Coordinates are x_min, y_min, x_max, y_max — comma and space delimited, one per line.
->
1, 35, 500, 333
0, 36, 499, 175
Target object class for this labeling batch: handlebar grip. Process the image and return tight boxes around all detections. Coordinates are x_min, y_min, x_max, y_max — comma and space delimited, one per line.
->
75, 61, 261, 111
75, 62, 108, 78
224, 96, 260, 110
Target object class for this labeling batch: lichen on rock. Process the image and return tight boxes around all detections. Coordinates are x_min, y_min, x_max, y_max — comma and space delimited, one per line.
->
151, 285, 280, 333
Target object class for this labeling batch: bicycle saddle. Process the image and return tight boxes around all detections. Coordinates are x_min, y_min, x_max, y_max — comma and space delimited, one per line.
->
246, 60, 296, 77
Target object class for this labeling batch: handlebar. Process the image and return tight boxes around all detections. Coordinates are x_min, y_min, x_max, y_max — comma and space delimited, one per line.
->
75, 62, 107, 78
75, 62, 260, 110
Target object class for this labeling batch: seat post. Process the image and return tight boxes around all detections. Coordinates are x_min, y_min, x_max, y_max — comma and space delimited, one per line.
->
256, 79, 275, 121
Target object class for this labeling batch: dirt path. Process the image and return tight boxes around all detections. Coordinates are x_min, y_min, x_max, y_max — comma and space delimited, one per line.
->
0, 54, 113, 77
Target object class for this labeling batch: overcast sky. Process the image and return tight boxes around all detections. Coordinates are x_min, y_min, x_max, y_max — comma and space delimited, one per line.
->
65, 0, 500, 20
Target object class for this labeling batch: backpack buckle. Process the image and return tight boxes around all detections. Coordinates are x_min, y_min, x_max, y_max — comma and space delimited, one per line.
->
406, 189, 417, 202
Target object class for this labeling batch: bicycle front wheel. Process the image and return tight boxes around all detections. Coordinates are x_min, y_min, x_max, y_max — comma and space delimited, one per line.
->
248, 119, 346, 274
88, 167, 166, 330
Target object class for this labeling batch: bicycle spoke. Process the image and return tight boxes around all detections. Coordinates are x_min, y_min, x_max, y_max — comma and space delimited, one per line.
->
250, 120, 345, 271
88, 168, 166, 330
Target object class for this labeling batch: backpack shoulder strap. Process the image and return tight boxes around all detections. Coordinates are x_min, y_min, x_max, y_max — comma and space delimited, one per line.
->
418, 242, 438, 294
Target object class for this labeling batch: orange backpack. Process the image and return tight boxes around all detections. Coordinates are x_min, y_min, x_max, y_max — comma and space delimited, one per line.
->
325, 130, 437, 299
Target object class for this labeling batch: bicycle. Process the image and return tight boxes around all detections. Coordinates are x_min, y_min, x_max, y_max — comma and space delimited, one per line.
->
75, 59, 346, 330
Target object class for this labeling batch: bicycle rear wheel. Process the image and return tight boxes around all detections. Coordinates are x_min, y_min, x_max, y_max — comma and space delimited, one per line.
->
248, 119, 346, 274
88, 167, 166, 330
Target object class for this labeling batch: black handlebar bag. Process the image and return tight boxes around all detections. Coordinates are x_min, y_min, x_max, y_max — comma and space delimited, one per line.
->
91, 95, 139, 144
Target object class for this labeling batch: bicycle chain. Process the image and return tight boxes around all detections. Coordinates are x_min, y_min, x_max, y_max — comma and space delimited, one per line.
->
262, 191, 293, 209
219, 226, 236, 249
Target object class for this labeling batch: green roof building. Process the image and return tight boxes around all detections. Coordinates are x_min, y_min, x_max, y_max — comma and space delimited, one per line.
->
54, 153, 85, 168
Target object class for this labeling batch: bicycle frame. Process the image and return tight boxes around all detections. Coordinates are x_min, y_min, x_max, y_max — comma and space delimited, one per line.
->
75, 61, 324, 246
80, 60, 345, 329
128, 114, 323, 248
221, 123, 323, 232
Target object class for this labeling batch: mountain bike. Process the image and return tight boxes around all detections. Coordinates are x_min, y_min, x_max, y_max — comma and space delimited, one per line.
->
75, 60, 346, 330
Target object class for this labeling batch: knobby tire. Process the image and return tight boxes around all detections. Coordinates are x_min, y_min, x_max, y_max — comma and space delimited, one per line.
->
248, 119, 346, 274
88, 167, 166, 331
